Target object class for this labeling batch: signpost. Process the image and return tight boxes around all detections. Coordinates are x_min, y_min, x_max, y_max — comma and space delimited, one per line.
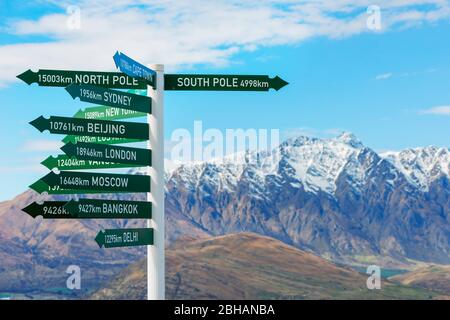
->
66, 84, 152, 114
17, 69, 146, 88
95, 228, 154, 248
164, 74, 288, 91
19, 50, 288, 301
61, 142, 151, 166
64, 199, 152, 219
29, 115, 149, 140
146, 64, 165, 301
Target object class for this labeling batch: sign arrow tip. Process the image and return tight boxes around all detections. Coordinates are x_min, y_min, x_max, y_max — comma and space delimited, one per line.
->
41, 156, 54, 169
29, 181, 46, 194
74, 109, 84, 118
17, 69, 35, 85
29, 116, 47, 132
95, 230, 105, 248
22, 202, 40, 218
113, 51, 121, 69
271, 76, 289, 91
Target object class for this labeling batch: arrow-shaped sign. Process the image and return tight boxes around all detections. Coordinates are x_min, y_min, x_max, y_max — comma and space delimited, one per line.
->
164, 74, 288, 91
22, 201, 70, 219
61, 142, 151, 166
64, 199, 151, 219
73, 106, 146, 121
65, 84, 152, 114
29, 115, 149, 140
29, 180, 121, 195
95, 228, 153, 248
39, 171, 151, 193
41, 154, 141, 170
113, 51, 156, 88
16, 69, 146, 88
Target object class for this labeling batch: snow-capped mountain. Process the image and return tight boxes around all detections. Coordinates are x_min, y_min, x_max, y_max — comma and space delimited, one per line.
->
166, 132, 449, 197
382, 147, 450, 192
165, 133, 450, 264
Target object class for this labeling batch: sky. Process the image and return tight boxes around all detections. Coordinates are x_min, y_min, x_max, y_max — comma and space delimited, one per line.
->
0, 0, 449, 201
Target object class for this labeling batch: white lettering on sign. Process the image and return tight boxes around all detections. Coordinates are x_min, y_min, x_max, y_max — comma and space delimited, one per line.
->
102, 203, 139, 214
105, 149, 137, 161
123, 231, 138, 243
112, 75, 139, 86
87, 123, 126, 135
75, 74, 109, 85
103, 92, 132, 107
212, 77, 238, 87
91, 176, 129, 188
177, 77, 240, 88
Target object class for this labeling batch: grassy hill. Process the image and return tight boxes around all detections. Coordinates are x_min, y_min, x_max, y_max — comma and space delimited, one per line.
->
390, 265, 450, 296
91, 233, 445, 300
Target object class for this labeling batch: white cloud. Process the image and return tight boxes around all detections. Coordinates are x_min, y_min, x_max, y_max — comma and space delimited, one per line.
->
375, 72, 393, 80
375, 67, 438, 80
1, 0, 450, 87
21, 139, 62, 152
420, 106, 450, 116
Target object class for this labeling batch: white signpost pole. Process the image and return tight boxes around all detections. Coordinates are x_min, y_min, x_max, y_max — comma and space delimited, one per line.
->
147, 64, 165, 300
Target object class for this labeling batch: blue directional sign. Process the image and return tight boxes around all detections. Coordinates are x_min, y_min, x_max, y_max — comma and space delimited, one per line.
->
113, 51, 156, 88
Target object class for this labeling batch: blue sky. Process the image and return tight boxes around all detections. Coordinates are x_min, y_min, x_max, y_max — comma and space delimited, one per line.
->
0, 0, 450, 200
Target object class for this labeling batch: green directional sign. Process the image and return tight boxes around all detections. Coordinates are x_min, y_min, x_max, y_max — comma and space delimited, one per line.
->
66, 84, 152, 114
17, 69, 146, 89
95, 228, 153, 248
64, 199, 151, 219
30, 115, 149, 140
62, 135, 142, 145
40, 171, 151, 193
41, 154, 141, 170
73, 106, 146, 121
22, 201, 70, 219
61, 142, 151, 166
164, 74, 289, 91
29, 180, 121, 195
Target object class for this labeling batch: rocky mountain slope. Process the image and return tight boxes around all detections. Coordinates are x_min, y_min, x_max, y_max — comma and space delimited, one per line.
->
91, 233, 445, 300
